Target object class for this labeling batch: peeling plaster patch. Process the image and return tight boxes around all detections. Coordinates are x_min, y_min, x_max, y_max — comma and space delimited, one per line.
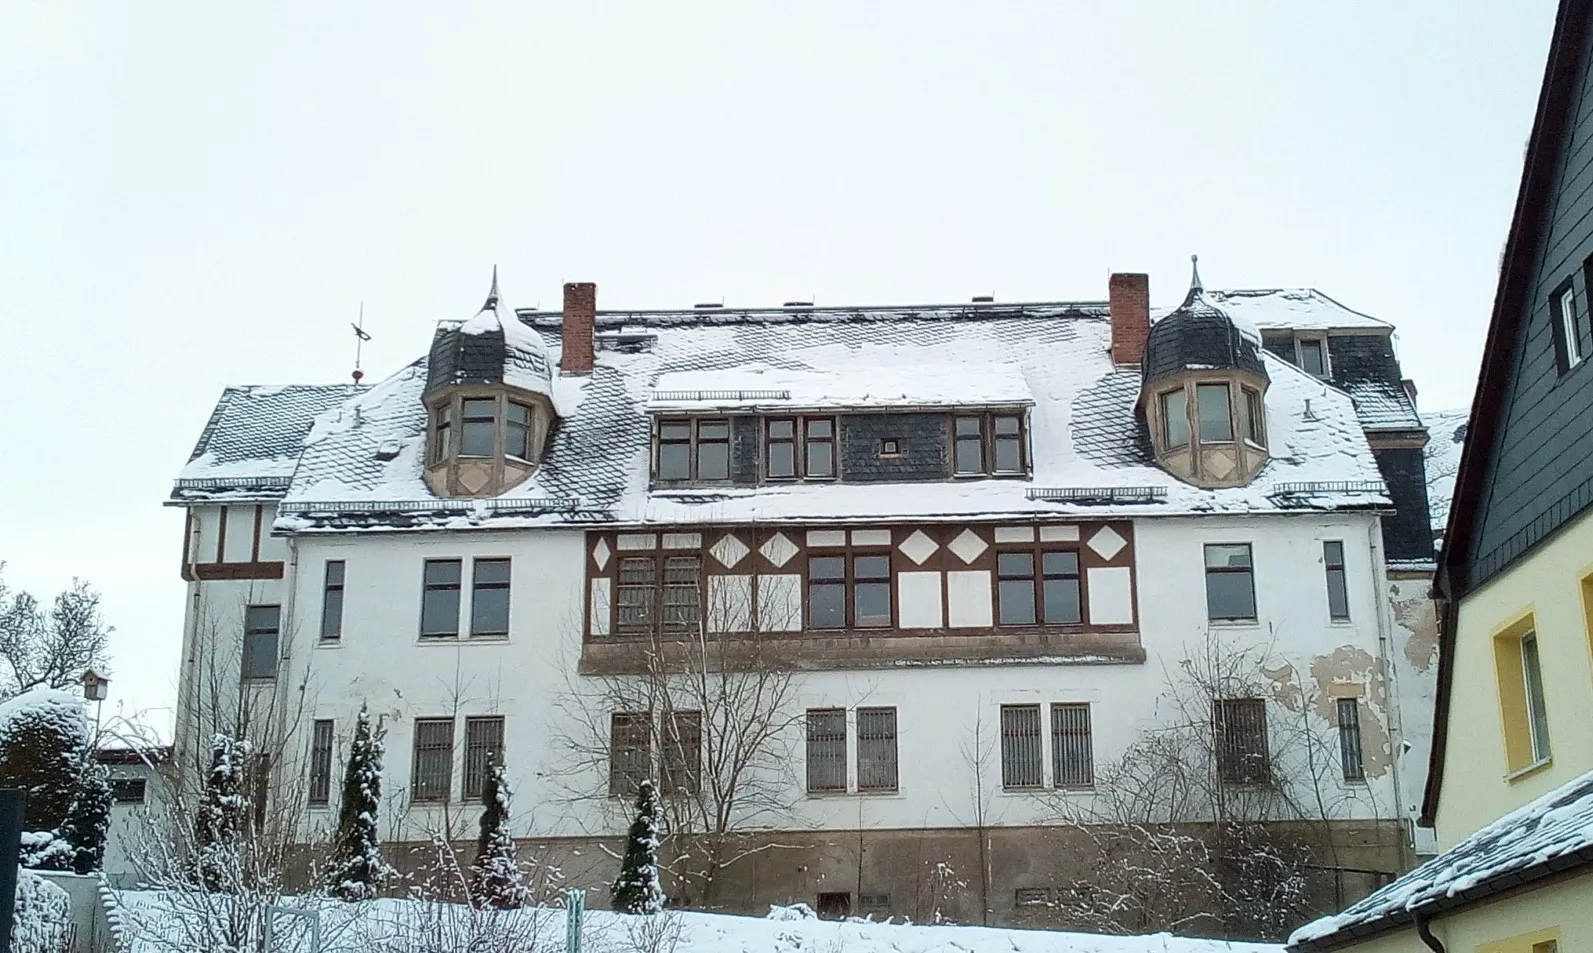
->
1393, 584, 1440, 671
1263, 661, 1304, 713
1309, 645, 1393, 780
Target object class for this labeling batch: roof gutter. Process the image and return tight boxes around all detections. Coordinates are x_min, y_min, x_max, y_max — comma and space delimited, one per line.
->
1414, 912, 1445, 953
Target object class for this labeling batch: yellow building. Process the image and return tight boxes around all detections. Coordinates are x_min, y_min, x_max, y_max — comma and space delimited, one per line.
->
1289, 2, 1593, 951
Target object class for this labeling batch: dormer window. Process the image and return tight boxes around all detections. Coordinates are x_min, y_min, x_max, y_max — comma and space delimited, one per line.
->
1160, 390, 1190, 448
1241, 388, 1266, 446
1197, 383, 1233, 443
1297, 337, 1328, 377
657, 419, 729, 482
954, 412, 1026, 476
507, 402, 533, 460
461, 399, 496, 456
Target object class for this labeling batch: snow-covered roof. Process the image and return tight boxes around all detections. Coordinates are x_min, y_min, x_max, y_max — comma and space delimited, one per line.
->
1422, 407, 1470, 534
648, 363, 1034, 412
1288, 767, 1593, 950
255, 300, 1388, 533
1203, 289, 1393, 332
173, 384, 362, 502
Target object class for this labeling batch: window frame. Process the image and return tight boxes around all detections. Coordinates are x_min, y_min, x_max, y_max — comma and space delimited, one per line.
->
952, 411, 1028, 477
420, 559, 463, 639
1160, 388, 1191, 449
654, 417, 733, 483
1553, 282, 1584, 373
661, 710, 702, 795
996, 545, 1084, 627
1323, 541, 1350, 621
1296, 336, 1330, 377
506, 401, 534, 461
1204, 543, 1258, 623
856, 707, 899, 793
1241, 386, 1266, 447
463, 716, 506, 801
609, 711, 653, 798
411, 717, 455, 804
469, 557, 512, 638
430, 406, 453, 464
1051, 702, 1094, 788
308, 719, 334, 807
999, 704, 1044, 790
1521, 632, 1552, 765
1214, 698, 1270, 785
320, 560, 345, 642
110, 778, 147, 804
806, 547, 894, 631
1337, 698, 1365, 782
1196, 382, 1235, 444
762, 415, 838, 482
460, 397, 498, 458
614, 553, 704, 635
242, 604, 281, 680
805, 708, 849, 794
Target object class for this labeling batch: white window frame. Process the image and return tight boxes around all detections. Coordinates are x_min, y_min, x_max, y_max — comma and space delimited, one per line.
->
1295, 336, 1331, 378
1560, 286, 1583, 369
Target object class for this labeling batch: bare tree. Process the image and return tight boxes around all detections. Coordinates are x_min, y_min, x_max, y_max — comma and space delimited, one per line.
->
556, 577, 806, 908
0, 564, 112, 696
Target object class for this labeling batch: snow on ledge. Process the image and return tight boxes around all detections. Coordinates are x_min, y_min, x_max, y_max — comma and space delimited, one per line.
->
649, 363, 1035, 411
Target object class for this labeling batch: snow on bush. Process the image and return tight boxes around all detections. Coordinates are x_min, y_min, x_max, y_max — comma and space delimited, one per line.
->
14, 869, 72, 953
0, 687, 107, 872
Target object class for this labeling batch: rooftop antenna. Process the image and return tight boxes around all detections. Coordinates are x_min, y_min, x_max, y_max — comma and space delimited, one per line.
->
351, 302, 371, 384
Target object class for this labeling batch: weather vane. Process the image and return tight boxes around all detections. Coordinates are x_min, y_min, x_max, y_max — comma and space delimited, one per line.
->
351, 303, 371, 384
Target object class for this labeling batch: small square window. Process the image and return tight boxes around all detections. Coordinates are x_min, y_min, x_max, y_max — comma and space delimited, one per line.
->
880, 438, 901, 456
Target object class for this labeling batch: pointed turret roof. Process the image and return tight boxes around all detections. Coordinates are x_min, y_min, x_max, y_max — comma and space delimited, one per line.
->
425, 269, 556, 400
1142, 257, 1268, 382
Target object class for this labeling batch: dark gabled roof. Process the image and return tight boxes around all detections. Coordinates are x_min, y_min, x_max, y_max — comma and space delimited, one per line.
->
1423, 0, 1592, 828
1289, 768, 1593, 951
173, 384, 361, 501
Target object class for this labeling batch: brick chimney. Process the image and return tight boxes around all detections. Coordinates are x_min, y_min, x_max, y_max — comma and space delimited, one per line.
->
561, 282, 596, 375
1109, 272, 1150, 367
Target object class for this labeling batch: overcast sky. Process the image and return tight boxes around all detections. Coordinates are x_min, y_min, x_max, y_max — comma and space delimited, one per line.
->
0, 2, 1558, 732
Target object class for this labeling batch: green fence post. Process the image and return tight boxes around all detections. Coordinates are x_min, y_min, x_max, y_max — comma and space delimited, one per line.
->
566, 888, 586, 953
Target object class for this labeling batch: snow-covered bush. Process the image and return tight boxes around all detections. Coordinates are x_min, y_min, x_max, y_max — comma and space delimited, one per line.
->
470, 763, 526, 909
0, 687, 107, 872
612, 779, 665, 915
326, 704, 393, 901
13, 868, 72, 953
193, 732, 249, 891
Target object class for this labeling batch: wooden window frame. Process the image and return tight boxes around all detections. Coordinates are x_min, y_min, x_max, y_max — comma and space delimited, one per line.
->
470, 557, 512, 638
806, 547, 894, 631
762, 416, 838, 482
654, 417, 732, 484
952, 411, 1029, 478
308, 719, 334, 806
614, 553, 704, 635
1337, 698, 1365, 782
803, 417, 837, 480
1214, 698, 1270, 784
411, 717, 455, 803
1051, 703, 1094, 788
430, 406, 452, 464
242, 604, 281, 680
1204, 543, 1257, 622
1323, 541, 1350, 621
506, 401, 534, 461
1521, 632, 1552, 765
463, 716, 506, 801
1241, 386, 1266, 448
805, 708, 848, 794
856, 707, 898, 793
1195, 382, 1235, 444
609, 712, 653, 798
995, 545, 1084, 627
459, 397, 498, 458
1159, 388, 1190, 449
1296, 336, 1330, 378
661, 710, 702, 795
1000, 704, 1044, 789
320, 560, 345, 642
420, 558, 463, 639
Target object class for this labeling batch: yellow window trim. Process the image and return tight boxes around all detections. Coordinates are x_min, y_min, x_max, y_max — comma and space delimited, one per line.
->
1473, 925, 1560, 952
1490, 609, 1541, 776
1579, 563, 1593, 692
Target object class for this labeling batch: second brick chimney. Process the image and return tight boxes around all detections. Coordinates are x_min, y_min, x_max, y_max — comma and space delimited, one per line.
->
1109, 272, 1150, 367
561, 282, 596, 375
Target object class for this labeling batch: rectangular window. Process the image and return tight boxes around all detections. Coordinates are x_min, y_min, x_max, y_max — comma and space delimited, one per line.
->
992, 415, 1023, 473
997, 547, 1083, 625
506, 402, 533, 460
1205, 544, 1257, 621
470, 558, 512, 637
1241, 388, 1265, 445
997, 553, 1037, 625
1000, 704, 1043, 789
808, 556, 847, 630
1337, 699, 1365, 781
1043, 550, 1082, 624
1323, 541, 1350, 621
858, 893, 891, 916
1160, 389, 1189, 448
615, 555, 702, 634
411, 718, 454, 803
461, 398, 496, 457
1522, 633, 1552, 764
242, 605, 280, 679
662, 556, 702, 631
1555, 285, 1583, 372
1196, 383, 1233, 442
954, 416, 984, 474
1051, 703, 1093, 787
1298, 338, 1327, 376
420, 559, 463, 638
695, 419, 730, 480
247, 754, 270, 833
110, 778, 147, 804
657, 421, 693, 480
609, 712, 652, 797
857, 707, 898, 793
320, 561, 345, 641
806, 709, 848, 793
805, 418, 836, 479
309, 719, 334, 806
662, 711, 701, 795
432, 408, 452, 463
853, 554, 892, 628
1214, 698, 1269, 784
463, 716, 505, 800
617, 557, 658, 632
767, 419, 797, 479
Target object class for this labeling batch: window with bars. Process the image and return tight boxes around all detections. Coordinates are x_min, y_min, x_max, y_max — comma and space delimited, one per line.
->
1000, 704, 1043, 789
247, 754, 271, 833
412, 718, 454, 802
1323, 541, 1350, 621
857, 707, 898, 793
1204, 544, 1257, 622
616, 555, 702, 634
610, 712, 652, 797
656, 419, 731, 482
421, 559, 462, 638
321, 561, 345, 641
110, 778, 146, 804
1336, 699, 1364, 781
1051, 703, 1093, 787
471, 558, 512, 637
242, 605, 280, 680
808, 553, 891, 630
997, 549, 1082, 626
662, 711, 702, 795
464, 716, 505, 800
953, 412, 1026, 476
806, 709, 848, 793
1214, 698, 1270, 784
308, 719, 334, 806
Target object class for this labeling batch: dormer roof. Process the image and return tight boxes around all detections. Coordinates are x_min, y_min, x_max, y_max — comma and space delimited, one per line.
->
424, 269, 556, 401
1143, 260, 1269, 383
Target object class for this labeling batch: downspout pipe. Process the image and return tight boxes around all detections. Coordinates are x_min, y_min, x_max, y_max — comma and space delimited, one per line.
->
1414, 911, 1445, 953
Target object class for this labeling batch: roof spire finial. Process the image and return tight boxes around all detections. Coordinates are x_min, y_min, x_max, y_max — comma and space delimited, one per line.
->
482, 265, 501, 311
1189, 254, 1203, 295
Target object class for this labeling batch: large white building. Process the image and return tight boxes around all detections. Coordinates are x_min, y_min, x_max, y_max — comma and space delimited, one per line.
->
161, 265, 1441, 937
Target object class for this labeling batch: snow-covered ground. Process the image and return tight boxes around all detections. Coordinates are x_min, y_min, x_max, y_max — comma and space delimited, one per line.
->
114, 892, 1282, 953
